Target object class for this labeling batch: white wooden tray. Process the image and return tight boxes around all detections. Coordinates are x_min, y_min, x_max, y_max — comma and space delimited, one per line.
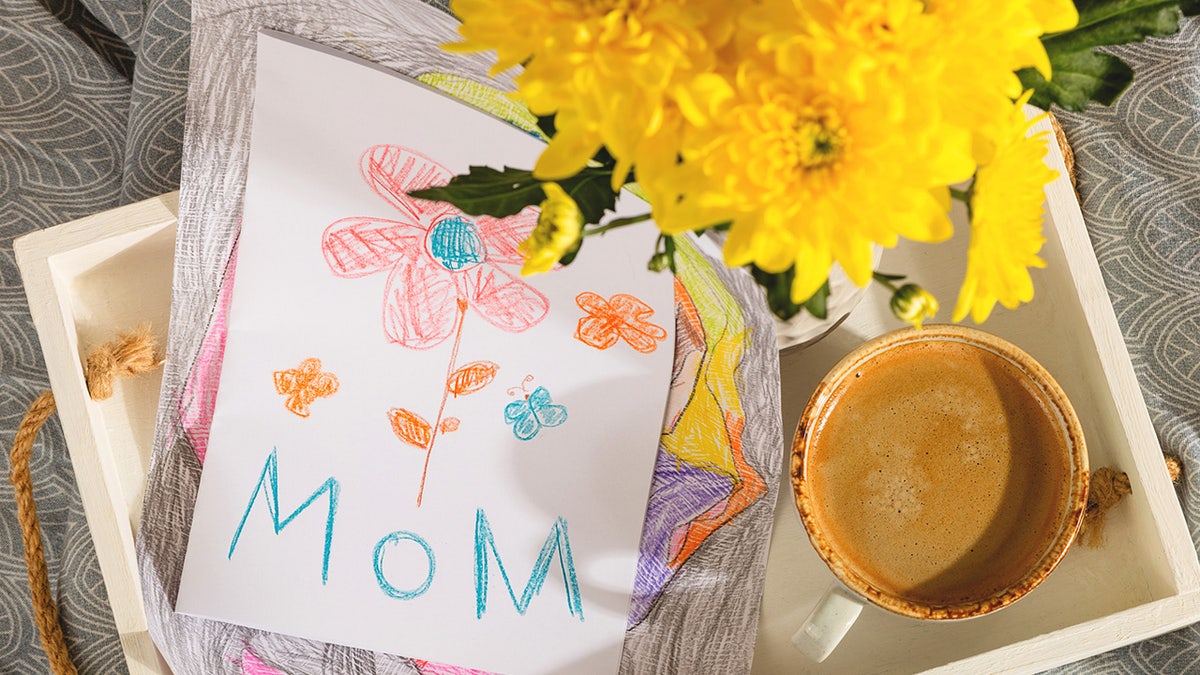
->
14, 193, 178, 675
752, 116, 1200, 672
12, 113, 1200, 675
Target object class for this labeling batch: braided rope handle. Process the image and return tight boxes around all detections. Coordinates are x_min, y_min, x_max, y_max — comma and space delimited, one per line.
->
7, 327, 160, 675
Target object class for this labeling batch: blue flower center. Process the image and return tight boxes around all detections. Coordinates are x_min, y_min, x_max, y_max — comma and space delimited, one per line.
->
428, 216, 486, 271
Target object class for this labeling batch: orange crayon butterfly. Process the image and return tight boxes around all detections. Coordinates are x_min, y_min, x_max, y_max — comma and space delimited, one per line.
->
274, 357, 339, 418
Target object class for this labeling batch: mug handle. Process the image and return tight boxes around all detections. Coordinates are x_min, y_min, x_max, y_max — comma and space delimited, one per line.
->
791, 584, 865, 662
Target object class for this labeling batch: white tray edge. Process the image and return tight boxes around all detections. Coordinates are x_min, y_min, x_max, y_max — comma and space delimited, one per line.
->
1034, 113, 1200, 595
13, 192, 179, 675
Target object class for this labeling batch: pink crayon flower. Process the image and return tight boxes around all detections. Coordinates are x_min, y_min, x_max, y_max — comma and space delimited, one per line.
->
322, 145, 549, 349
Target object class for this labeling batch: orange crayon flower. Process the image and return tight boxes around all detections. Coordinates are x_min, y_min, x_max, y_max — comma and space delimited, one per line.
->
574, 292, 668, 354
274, 357, 339, 418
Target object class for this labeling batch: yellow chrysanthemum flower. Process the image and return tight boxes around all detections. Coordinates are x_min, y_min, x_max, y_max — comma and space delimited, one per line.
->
446, 0, 1081, 323
519, 183, 584, 275
925, 0, 1078, 134
954, 99, 1056, 323
448, 0, 734, 189
750, 0, 945, 102
650, 61, 969, 303
753, 0, 1077, 154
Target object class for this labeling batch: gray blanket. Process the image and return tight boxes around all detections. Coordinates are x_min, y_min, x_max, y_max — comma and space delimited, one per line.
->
1, 0, 187, 672
1, 1, 1197, 672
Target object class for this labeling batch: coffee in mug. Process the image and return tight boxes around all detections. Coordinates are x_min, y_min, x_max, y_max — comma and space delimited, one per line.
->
790, 325, 1088, 660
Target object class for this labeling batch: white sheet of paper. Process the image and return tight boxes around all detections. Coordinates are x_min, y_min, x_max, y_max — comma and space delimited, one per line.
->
176, 31, 675, 675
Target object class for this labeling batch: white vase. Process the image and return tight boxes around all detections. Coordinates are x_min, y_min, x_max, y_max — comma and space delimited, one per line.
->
689, 231, 879, 351
774, 247, 883, 351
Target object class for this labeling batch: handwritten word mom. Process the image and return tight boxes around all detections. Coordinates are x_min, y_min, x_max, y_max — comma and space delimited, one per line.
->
227, 450, 585, 620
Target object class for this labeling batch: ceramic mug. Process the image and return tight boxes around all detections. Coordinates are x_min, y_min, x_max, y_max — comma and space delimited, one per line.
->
790, 325, 1089, 662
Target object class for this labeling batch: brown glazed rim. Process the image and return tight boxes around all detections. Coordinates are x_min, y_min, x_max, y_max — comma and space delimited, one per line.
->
791, 324, 1090, 621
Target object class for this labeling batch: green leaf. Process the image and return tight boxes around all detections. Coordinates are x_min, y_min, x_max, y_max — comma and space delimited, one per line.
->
408, 165, 617, 223
409, 165, 546, 218
560, 170, 617, 224
803, 281, 831, 321
750, 265, 798, 321
1046, 0, 1196, 52
1020, 0, 1197, 111
748, 266, 832, 321
557, 239, 583, 267
662, 235, 678, 274
1018, 52, 1133, 110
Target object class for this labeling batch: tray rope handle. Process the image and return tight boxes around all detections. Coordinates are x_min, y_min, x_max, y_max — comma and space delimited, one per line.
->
1047, 112, 1187, 546
8, 326, 161, 675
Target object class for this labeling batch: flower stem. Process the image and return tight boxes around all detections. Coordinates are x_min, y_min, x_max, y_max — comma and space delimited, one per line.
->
949, 178, 977, 222
416, 299, 468, 507
872, 271, 903, 293
949, 175, 977, 210
585, 212, 652, 236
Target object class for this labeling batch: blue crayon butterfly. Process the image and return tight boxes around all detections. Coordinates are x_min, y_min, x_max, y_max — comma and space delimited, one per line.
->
504, 376, 568, 441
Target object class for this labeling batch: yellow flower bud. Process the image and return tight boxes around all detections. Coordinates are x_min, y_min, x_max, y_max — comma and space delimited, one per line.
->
647, 252, 672, 273
519, 182, 584, 275
890, 283, 939, 329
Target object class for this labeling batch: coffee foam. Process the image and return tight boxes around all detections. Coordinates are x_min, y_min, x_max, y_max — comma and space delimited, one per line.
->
806, 339, 1072, 606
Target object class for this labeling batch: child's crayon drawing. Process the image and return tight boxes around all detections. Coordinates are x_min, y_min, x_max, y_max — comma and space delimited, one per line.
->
179, 243, 238, 464
374, 531, 437, 600
417, 72, 545, 140
447, 361, 500, 398
628, 245, 767, 626
228, 449, 340, 584
322, 146, 547, 506
412, 660, 496, 675
179, 36, 679, 674
238, 646, 286, 675
321, 145, 548, 349
574, 292, 667, 354
474, 509, 583, 621
273, 357, 339, 418
381, 298, 500, 506
238, 642, 499, 675
503, 375, 568, 441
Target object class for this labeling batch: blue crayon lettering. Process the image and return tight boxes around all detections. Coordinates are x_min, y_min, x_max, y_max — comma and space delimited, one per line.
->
228, 449, 340, 584
374, 531, 436, 600
473, 508, 584, 621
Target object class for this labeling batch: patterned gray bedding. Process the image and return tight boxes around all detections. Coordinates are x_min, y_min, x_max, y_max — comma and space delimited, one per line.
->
1, 1, 1197, 672
1, 0, 187, 672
